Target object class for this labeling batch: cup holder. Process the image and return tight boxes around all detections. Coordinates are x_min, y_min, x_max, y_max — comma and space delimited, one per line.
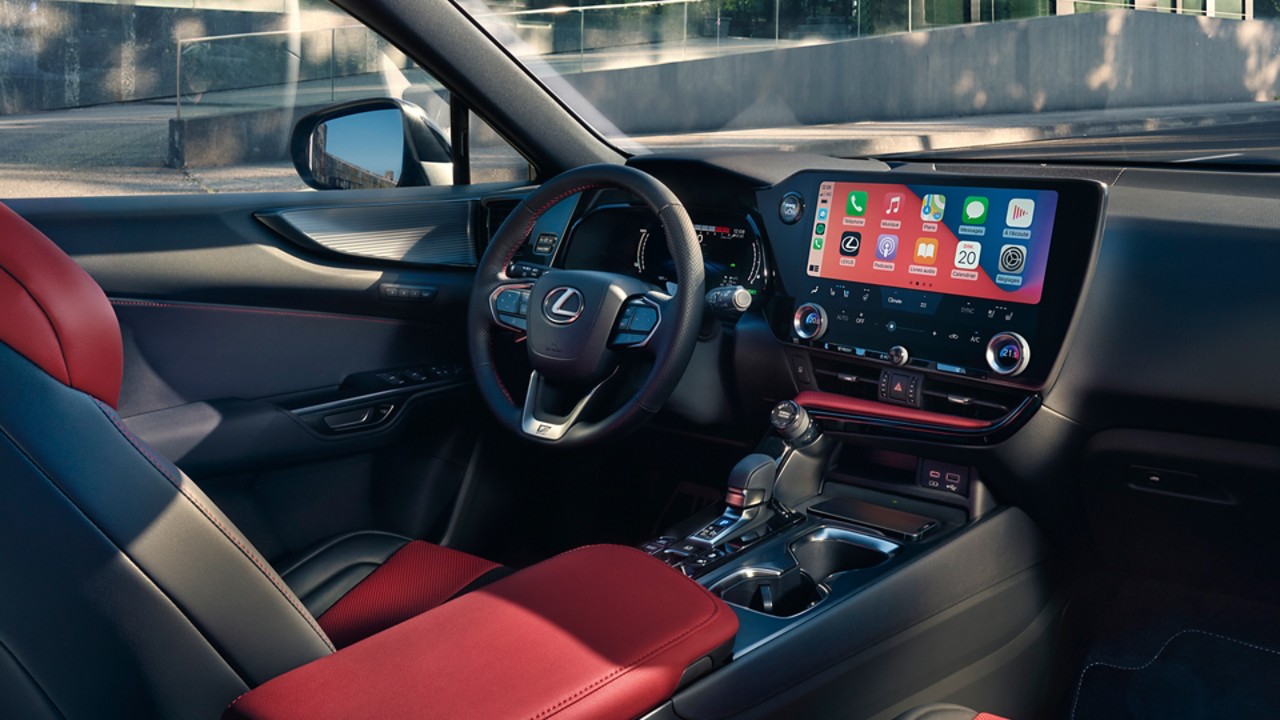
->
714, 569, 827, 617
711, 525, 898, 617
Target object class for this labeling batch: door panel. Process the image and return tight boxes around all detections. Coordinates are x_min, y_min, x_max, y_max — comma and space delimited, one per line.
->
7, 183, 525, 561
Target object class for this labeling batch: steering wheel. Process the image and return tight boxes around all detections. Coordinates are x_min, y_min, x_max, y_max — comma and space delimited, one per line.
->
468, 164, 705, 448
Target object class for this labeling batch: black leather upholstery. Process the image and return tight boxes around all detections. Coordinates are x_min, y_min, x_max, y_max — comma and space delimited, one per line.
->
0, 341, 334, 718
894, 703, 982, 720
278, 530, 410, 617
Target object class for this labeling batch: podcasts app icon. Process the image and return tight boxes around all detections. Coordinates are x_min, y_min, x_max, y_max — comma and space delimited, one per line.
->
876, 234, 898, 261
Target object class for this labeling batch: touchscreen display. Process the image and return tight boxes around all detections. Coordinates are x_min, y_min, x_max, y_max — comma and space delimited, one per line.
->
792, 179, 1065, 379
806, 182, 1058, 305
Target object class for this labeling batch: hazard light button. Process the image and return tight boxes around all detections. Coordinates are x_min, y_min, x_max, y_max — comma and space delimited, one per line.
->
879, 369, 922, 407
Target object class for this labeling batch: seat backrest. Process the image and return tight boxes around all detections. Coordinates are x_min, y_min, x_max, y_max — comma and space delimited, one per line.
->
0, 204, 333, 719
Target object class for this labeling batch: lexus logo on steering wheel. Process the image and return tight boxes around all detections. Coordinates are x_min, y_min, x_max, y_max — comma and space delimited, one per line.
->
543, 286, 585, 325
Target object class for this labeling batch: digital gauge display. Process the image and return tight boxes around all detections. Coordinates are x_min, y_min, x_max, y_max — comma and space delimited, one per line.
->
636, 221, 764, 291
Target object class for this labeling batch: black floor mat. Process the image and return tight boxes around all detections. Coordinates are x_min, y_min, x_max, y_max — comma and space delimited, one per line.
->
1070, 629, 1280, 720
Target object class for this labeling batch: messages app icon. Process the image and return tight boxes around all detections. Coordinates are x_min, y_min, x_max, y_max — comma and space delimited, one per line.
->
962, 196, 988, 224
846, 191, 868, 217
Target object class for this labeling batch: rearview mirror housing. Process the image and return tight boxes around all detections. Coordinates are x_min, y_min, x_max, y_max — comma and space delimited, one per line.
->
291, 98, 452, 190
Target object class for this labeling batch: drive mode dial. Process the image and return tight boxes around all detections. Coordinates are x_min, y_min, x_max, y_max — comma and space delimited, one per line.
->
793, 303, 828, 340
985, 332, 1031, 376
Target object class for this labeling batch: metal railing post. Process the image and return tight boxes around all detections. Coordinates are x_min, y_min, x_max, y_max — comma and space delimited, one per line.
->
175, 38, 183, 121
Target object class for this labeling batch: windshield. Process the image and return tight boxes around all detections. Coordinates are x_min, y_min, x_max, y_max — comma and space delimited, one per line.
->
460, 0, 1280, 164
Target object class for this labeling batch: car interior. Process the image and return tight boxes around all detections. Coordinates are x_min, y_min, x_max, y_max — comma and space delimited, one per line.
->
4, 0, 1280, 719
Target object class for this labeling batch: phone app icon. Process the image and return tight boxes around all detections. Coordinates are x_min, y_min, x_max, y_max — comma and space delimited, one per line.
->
876, 234, 898, 260
961, 197, 988, 224
812, 237, 824, 250
914, 238, 938, 265
846, 191, 868, 217
817, 207, 829, 221
999, 244, 1027, 273
884, 193, 904, 216
1006, 198, 1035, 228
920, 194, 946, 222
954, 240, 981, 270
839, 232, 861, 256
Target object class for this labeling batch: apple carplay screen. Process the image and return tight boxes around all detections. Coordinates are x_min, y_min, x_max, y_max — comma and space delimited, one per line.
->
800, 180, 1059, 378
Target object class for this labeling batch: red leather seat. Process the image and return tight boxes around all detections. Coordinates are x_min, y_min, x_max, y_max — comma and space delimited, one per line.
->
0, 203, 503, 714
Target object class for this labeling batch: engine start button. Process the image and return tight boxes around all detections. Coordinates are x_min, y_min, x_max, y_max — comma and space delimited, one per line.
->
779, 192, 804, 224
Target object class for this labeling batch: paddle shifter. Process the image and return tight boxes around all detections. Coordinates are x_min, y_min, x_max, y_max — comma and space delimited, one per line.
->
688, 454, 778, 549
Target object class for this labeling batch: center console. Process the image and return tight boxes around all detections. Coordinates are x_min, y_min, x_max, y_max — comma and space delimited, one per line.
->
634, 395, 1060, 720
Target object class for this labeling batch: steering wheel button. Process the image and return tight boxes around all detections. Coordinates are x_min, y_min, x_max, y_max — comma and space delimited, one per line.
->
631, 307, 659, 333
495, 290, 520, 314
617, 306, 638, 330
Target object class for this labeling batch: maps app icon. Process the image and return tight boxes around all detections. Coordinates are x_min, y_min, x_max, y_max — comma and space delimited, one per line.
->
921, 194, 946, 222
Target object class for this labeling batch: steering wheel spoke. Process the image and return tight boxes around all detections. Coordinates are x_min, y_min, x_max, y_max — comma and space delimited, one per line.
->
489, 282, 534, 332
520, 370, 612, 441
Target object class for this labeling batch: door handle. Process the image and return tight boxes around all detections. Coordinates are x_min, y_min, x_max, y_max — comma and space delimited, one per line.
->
323, 403, 395, 431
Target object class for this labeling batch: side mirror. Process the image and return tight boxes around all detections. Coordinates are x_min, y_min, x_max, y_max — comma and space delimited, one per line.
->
291, 98, 452, 190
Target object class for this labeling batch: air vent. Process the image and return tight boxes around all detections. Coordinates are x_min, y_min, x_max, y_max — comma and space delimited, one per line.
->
485, 199, 520, 243
809, 354, 1020, 424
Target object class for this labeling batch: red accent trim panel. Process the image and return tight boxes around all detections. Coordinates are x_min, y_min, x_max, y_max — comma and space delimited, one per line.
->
795, 390, 992, 430
0, 203, 122, 407
317, 540, 500, 649
225, 545, 739, 720
974, 714, 1010, 720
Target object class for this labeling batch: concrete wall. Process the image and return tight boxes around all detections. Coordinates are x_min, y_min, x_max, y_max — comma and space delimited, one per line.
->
563, 10, 1280, 133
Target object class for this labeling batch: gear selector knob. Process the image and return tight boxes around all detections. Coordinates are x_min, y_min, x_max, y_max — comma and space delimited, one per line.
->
726, 454, 778, 510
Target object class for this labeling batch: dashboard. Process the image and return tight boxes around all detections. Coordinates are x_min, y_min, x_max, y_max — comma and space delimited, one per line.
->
497, 158, 1105, 440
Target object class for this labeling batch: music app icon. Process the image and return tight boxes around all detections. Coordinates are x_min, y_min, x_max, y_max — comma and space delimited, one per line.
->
884, 193, 904, 216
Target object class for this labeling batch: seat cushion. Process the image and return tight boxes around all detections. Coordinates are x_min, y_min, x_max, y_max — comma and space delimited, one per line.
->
280, 531, 505, 648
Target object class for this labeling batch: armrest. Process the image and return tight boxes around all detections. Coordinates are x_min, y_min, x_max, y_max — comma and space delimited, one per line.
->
225, 544, 739, 720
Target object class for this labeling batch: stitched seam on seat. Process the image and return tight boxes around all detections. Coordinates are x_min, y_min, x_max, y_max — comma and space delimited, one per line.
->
110, 299, 408, 326
0, 635, 69, 719
0, 265, 72, 387
0, 422, 257, 689
92, 398, 336, 652
522, 545, 725, 720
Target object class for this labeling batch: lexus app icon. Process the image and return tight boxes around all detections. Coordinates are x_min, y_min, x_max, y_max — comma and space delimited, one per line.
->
876, 234, 898, 260
839, 232, 862, 256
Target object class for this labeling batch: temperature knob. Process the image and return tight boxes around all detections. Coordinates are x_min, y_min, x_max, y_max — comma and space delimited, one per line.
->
985, 332, 1031, 376
793, 303, 828, 340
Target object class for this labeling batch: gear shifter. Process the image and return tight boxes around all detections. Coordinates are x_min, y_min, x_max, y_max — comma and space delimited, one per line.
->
688, 453, 778, 549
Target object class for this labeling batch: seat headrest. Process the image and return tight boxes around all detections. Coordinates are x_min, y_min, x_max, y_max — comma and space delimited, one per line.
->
0, 203, 122, 408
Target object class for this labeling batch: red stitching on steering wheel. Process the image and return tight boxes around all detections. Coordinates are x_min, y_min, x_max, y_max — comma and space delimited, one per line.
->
500, 184, 605, 277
